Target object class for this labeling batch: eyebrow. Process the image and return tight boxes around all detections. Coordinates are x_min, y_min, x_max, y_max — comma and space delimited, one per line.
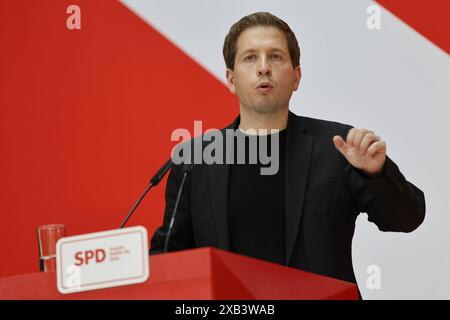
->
238, 48, 287, 58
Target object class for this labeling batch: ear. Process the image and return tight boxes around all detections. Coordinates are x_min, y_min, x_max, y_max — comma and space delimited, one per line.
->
226, 68, 236, 94
293, 65, 301, 91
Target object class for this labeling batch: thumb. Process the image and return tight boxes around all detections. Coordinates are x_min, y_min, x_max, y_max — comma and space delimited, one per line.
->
333, 135, 348, 155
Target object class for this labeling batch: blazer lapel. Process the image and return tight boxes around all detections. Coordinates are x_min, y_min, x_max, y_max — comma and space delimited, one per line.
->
206, 115, 240, 251
285, 112, 313, 265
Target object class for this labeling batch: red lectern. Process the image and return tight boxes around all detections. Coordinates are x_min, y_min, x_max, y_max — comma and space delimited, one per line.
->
0, 247, 358, 299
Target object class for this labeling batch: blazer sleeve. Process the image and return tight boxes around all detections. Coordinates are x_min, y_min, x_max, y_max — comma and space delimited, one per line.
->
150, 163, 195, 255
340, 126, 426, 232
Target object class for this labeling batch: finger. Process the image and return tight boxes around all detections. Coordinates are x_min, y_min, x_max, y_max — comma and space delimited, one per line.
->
360, 132, 379, 153
347, 128, 366, 147
333, 135, 349, 155
352, 129, 373, 148
346, 128, 356, 146
367, 140, 387, 156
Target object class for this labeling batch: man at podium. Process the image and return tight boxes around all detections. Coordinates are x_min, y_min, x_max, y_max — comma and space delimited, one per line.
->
150, 12, 426, 293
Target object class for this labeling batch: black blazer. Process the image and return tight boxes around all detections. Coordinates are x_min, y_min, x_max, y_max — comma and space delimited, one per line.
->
150, 111, 426, 285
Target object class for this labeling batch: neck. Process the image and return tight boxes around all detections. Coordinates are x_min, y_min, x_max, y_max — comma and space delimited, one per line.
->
238, 106, 289, 134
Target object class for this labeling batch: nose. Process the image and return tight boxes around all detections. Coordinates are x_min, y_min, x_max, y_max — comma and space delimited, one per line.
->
257, 57, 272, 77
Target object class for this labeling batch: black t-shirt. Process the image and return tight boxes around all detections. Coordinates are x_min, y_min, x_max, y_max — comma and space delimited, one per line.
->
228, 128, 287, 265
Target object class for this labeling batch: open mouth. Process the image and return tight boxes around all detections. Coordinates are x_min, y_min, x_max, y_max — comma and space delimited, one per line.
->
256, 82, 273, 92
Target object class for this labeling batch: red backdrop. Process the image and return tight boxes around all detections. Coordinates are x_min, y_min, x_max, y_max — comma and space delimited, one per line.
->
0, 0, 236, 278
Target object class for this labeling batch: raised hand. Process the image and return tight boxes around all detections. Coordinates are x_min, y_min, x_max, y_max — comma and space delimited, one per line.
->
333, 128, 387, 177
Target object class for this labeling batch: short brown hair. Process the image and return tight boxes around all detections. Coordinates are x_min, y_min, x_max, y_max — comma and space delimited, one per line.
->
223, 12, 300, 70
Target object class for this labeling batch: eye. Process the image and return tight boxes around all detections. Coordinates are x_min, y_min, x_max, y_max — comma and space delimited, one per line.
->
244, 55, 255, 62
271, 53, 282, 60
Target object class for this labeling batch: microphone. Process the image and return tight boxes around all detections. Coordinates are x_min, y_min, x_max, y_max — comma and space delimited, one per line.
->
119, 158, 173, 228
164, 163, 193, 253
149, 158, 173, 186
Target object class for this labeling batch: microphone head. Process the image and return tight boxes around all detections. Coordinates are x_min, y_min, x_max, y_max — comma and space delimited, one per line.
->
149, 159, 172, 186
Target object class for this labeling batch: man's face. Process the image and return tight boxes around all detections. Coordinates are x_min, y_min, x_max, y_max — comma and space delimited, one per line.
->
226, 26, 301, 115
